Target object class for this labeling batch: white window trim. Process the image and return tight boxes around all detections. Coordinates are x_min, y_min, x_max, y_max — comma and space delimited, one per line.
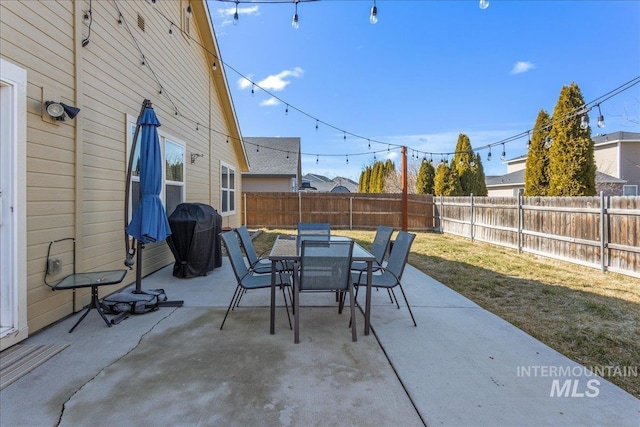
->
220, 161, 236, 216
0, 58, 28, 349
126, 115, 186, 220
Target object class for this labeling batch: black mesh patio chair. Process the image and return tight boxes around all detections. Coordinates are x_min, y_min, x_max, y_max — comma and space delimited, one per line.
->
234, 225, 293, 309
294, 240, 356, 344
235, 225, 274, 274
352, 225, 395, 303
220, 231, 292, 330
352, 230, 417, 327
351, 225, 394, 272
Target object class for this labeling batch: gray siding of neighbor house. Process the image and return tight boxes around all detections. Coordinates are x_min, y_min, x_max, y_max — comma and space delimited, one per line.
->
0, 0, 246, 334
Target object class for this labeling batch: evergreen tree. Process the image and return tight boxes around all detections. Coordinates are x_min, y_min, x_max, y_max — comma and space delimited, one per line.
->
472, 152, 488, 196
452, 134, 475, 195
416, 158, 435, 194
451, 133, 487, 196
433, 162, 449, 196
547, 83, 596, 196
445, 165, 463, 196
524, 109, 552, 196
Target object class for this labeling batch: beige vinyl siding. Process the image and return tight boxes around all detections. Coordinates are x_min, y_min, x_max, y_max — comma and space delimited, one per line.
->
243, 177, 294, 192
594, 143, 619, 177
1, 0, 245, 333
1, 0, 79, 331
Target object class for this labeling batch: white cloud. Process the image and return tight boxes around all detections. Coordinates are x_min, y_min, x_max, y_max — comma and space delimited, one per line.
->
511, 61, 535, 75
237, 75, 253, 90
260, 97, 279, 107
257, 67, 304, 91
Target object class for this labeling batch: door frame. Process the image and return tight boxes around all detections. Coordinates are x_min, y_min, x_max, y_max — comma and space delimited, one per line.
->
0, 58, 28, 350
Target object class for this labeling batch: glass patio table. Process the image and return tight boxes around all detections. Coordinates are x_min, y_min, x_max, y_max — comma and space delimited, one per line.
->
268, 235, 376, 336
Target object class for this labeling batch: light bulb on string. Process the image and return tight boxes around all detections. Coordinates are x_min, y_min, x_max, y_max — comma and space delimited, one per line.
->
286, 151, 290, 160
251, 84, 255, 96
343, 132, 347, 142
487, 148, 492, 161
597, 104, 605, 128
292, 1, 299, 29
580, 113, 589, 130
368, 139, 371, 150
470, 154, 476, 167
118, 14, 123, 26
83, 10, 91, 25
316, 155, 319, 164
186, 4, 192, 18
346, 155, 349, 165
285, 104, 289, 115
256, 145, 260, 152
169, 24, 173, 34
479, 0, 489, 10
370, 0, 378, 24
544, 136, 552, 148
500, 144, 506, 161
233, 2, 239, 26
315, 120, 319, 131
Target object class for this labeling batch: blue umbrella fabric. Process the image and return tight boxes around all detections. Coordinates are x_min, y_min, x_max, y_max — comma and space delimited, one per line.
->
126, 106, 171, 244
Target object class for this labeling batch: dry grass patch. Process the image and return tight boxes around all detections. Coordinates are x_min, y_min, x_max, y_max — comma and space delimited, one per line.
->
251, 228, 640, 397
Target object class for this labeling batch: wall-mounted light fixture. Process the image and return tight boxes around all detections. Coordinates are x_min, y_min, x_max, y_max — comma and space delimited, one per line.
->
44, 101, 81, 121
190, 153, 204, 164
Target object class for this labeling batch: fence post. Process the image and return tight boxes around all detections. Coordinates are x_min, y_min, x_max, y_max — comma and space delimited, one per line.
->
600, 191, 606, 273
440, 195, 444, 233
349, 197, 353, 230
298, 192, 302, 224
517, 191, 522, 254
243, 193, 247, 226
470, 194, 474, 242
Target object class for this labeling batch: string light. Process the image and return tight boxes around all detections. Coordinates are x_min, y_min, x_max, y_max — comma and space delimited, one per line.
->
186, 3, 192, 18
500, 143, 506, 161
120, 0, 638, 168
315, 119, 319, 131
479, 0, 490, 10
487, 147, 492, 161
233, 1, 239, 26
292, 0, 299, 29
370, 0, 378, 24
596, 104, 605, 128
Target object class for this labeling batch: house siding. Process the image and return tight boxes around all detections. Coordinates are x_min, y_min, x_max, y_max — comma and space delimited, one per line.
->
1, 0, 245, 336
620, 142, 640, 189
594, 143, 619, 177
243, 177, 294, 192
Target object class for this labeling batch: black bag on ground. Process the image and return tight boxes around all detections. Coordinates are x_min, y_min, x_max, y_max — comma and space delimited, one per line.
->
100, 289, 167, 315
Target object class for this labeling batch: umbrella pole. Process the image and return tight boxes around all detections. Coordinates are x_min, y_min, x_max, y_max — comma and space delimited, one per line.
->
135, 240, 143, 293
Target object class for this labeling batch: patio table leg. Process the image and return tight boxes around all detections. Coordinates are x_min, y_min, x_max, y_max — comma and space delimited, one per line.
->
364, 260, 372, 335
270, 259, 276, 334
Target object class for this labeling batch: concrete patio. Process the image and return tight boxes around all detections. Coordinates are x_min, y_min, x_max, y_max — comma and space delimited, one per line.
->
1, 256, 639, 426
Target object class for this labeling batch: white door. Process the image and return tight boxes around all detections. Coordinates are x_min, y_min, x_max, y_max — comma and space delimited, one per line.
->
0, 59, 28, 349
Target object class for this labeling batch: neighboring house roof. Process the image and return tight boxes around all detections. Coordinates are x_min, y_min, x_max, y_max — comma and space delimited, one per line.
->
486, 169, 626, 188
593, 131, 640, 144
242, 137, 301, 177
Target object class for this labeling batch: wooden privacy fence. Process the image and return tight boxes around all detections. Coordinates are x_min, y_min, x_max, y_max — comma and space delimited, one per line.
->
436, 194, 640, 278
243, 192, 435, 231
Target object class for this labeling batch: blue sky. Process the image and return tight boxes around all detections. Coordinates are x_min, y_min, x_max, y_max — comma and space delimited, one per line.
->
208, 0, 640, 180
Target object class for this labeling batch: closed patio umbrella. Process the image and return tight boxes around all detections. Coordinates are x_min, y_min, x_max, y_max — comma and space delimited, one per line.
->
126, 103, 171, 245
123, 100, 177, 298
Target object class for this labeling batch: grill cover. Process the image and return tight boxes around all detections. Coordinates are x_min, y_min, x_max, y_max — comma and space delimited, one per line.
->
167, 203, 222, 278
